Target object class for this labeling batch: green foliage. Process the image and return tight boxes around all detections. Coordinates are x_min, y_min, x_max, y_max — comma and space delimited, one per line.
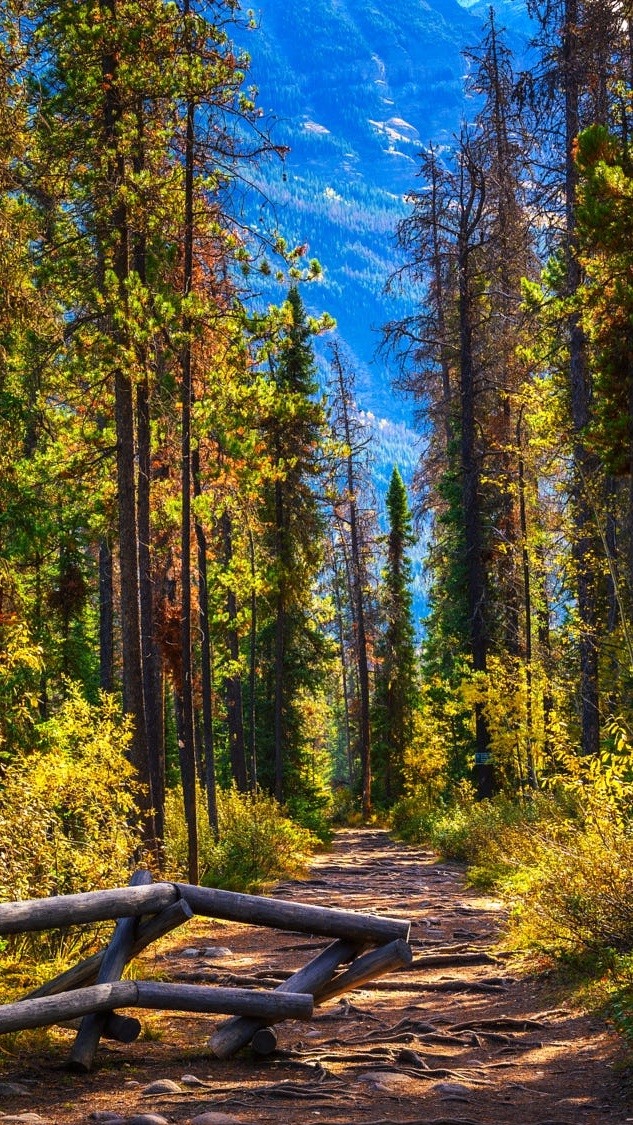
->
0, 687, 140, 954
164, 785, 318, 892
371, 466, 419, 806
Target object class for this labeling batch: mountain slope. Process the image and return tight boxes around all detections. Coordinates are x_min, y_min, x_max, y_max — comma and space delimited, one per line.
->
239, 0, 529, 422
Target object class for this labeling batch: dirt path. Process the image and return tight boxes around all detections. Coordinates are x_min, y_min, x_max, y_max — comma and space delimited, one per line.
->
0, 828, 630, 1124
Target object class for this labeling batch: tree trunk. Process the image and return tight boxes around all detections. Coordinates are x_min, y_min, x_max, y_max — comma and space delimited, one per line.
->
99, 538, 114, 693
137, 379, 164, 844
274, 477, 285, 802
457, 166, 493, 799
192, 446, 218, 835
221, 510, 248, 793
564, 0, 600, 756
179, 78, 198, 884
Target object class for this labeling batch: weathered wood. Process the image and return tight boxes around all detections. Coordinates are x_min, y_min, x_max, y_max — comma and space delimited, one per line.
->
134, 982, 313, 1020
178, 884, 410, 943
0, 981, 314, 1035
0, 981, 140, 1033
314, 938, 413, 1003
59, 1013, 142, 1043
210, 937, 358, 1059
250, 1026, 278, 1055
25, 898, 194, 1000
0, 883, 180, 935
69, 869, 152, 1071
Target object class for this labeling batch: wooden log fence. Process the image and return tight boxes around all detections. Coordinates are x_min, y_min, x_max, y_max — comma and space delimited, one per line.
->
1, 872, 411, 1068
0, 981, 314, 1034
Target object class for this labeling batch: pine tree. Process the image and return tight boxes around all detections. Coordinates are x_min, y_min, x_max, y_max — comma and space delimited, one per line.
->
328, 342, 376, 819
257, 287, 330, 805
372, 467, 418, 806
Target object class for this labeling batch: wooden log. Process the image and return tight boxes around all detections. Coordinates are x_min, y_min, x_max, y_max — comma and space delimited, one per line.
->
25, 898, 194, 999
69, 869, 152, 1071
102, 1014, 142, 1043
58, 1013, 142, 1043
314, 938, 413, 1003
0, 981, 314, 1035
134, 982, 313, 1020
210, 937, 358, 1059
0, 981, 140, 1033
178, 884, 410, 943
0, 883, 179, 935
250, 1026, 278, 1056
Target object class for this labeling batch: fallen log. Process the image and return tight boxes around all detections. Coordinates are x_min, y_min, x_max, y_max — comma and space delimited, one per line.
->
0, 982, 314, 1035
70, 869, 152, 1071
178, 884, 410, 943
25, 898, 194, 999
0, 883, 180, 935
314, 938, 413, 1003
210, 937, 358, 1059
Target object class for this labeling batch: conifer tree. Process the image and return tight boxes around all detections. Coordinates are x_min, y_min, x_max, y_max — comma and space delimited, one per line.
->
372, 467, 418, 806
328, 342, 376, 819
258, 288, 330, 805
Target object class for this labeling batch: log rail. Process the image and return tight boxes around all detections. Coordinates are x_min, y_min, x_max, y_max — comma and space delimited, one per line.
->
0, 873, 411, 1068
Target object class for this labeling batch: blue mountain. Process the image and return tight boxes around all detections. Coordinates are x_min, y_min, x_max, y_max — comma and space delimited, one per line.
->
239, 0, 530, 423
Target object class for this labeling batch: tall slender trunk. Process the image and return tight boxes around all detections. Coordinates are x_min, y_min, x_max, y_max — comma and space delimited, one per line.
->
179, 68, 198, 884
535, 544, 554, 764
247, 524, 258, 793
331, 539, 354, 787
457, 167, 493, 798
100, 0, 155, 840
274, 477, 285, 803
193, 446, 218, 835
331, 351, 372, 817
517, 413, 537, 789
99, 538, 114, 693
221, 509, 248, 793
137, 378, 164, 843
564, 0, 600, 756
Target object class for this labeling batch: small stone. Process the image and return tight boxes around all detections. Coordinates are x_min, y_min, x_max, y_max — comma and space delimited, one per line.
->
0, 1116, 47, 1123
434, 1082, 471, 1100
89, 1114, 126, 1123
127, 1116, 170, 1125
189, 1115, 243, 1125
123, 1082, 141, 1090
0, 1085, 29, 1097
141, 1080, 182, 1095
201, 947, 232, 960
180, 1076, 209, 1088
180, 947, 202, 958
356, 1072, 412, 1093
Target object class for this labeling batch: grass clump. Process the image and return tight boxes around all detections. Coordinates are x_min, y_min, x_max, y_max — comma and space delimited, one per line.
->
165, 785, 318, 892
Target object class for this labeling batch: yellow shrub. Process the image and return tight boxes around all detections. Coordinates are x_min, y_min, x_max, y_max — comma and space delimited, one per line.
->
0, 687, 141, 911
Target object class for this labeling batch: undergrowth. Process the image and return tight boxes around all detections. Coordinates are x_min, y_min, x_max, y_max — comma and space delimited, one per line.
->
164, 785, 318, 892
391, 739, 633, 1051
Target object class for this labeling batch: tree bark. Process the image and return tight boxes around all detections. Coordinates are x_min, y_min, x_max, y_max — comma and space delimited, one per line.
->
564, 0, 600, 756
98, 538, 114, 693
221, 509, 248, 793
193, 446, 218, 834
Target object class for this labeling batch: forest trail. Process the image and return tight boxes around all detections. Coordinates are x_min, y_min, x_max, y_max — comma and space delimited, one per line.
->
1, 828, 631, 1124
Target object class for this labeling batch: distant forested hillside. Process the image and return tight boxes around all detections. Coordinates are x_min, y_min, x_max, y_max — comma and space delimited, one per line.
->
237, 0, 530, 422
